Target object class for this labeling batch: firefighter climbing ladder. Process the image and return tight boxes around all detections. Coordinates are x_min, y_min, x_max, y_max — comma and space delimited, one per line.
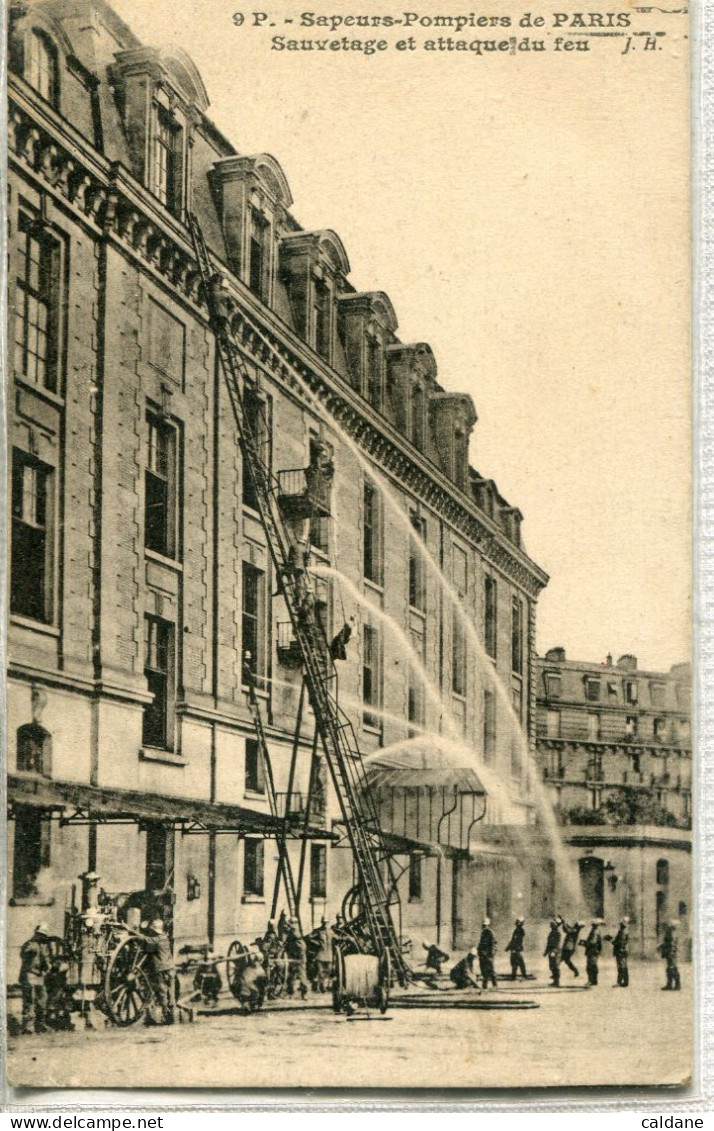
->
188, 213, 410, 987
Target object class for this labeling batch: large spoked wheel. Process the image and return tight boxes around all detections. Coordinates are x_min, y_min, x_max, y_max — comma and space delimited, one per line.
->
104, 936, 152, 1027
376, 950, 390, 1014
226, 939, 249, 999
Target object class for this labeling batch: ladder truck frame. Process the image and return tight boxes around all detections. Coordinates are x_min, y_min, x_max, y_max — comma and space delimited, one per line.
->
188, 213, 411, 993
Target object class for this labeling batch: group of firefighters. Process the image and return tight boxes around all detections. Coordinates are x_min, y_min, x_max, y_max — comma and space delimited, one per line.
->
422, 914, 683, 993
16, 910, 684, 1035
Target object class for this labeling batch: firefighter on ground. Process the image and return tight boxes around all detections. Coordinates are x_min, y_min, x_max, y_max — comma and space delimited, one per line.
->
449, 947, 481, 990
423, 940, 450, 976
609, 917, 630, 987
234, 948, 267, 1013
142, 918, 175, 1024
580, 919, 604, 986
544, 918, 562, 987
18, 923, 53, 1035
659, 919, 681, 991
477, 919, 498, 988
311, 917, 333, 992
284, 919, 309, 1000
560, 919, 584, 978
505, 918, 527, 980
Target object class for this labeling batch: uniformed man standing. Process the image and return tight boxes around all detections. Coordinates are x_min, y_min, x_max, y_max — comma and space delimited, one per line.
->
580, 919, 604, 986
142, 918, 175, 1024
284, 920, 309, 1000
560, 920, 584, 978
659, 919, 681, 990
477, 919, 498, 988
18, 923, 52, 1035
543, 919, 562, 987
505, 918, 527, 980
449, 947, 481, 990
611, 917, 630, 987
312, 918, 333, 992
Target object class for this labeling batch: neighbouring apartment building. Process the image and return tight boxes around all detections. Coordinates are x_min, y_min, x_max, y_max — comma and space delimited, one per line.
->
535, 649, 692, 956
7, 0, 550, 972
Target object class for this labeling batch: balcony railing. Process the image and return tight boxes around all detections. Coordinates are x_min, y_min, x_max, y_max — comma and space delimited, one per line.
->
276, 621, 302, 668
275, 791, 308, 822
278, 467, 332, 519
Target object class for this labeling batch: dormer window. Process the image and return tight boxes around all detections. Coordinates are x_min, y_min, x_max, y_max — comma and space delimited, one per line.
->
249, 210, 269, 299
338, 292, 397, 403
411, 385, 424, 449
367, 337, 382, 409
152, 104, 183, 216
27, 29, 58, 108
112, 46, 209, 221
314, 279, 332, 360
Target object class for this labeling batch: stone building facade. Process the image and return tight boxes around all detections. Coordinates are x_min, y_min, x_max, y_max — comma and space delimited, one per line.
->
7, 0, 550, 973
535, 649, 692, 956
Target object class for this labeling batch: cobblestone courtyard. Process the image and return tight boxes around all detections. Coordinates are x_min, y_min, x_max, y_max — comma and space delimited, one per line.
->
7, 961, 692, 1092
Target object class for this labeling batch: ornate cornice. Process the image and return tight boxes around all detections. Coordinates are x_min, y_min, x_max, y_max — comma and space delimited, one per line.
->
9, 77, 549, 598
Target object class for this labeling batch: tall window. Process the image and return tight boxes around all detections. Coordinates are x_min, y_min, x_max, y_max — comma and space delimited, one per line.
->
452, 614, 466, 696
511, 595, 523, 674
245, 737, 265, 794
249, 212, 269, 299
27, 30, 58, 106
145, 414, 177, 557
314, 281, 331, 359
411, 385, 424, 449
310, 844, 327, 900
408, 853, 422, 901
242, 564, 265, 685
13, 806, 51, 900
243, 838, 264, 898
363, 624, 382, 729
483, 690, 496, 764
14, 212, 59, 392
153, 107, 182, 215
363, 482, 382, 584
242, 390, 271, 510
143, 617, 174, 749
17, 723, 52, 777
408, 630, 425, 735
408, 513, 426, 611
584, 677, 601, 702
11, 450, 54, 624
544, 672, 562, 699
367, 339, 382, 409
485, 575, 497, 659
145, 822, 174, 892
624, 679, 638, 705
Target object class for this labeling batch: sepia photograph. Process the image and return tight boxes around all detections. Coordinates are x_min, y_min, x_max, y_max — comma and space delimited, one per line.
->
5, 0, 693, 1094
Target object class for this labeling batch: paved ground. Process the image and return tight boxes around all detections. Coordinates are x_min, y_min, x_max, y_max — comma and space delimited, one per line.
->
7, 961, 692, 1091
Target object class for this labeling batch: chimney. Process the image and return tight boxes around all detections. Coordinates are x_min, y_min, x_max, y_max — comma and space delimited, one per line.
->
617, 654, 638, 671
545, 647, 566, 663
606, 653, 613, 667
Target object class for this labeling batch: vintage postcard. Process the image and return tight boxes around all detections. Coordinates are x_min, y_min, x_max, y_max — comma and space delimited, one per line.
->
5, 0, 692, 1093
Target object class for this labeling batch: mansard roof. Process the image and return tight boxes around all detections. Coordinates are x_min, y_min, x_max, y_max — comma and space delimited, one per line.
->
280, 229, 351, 276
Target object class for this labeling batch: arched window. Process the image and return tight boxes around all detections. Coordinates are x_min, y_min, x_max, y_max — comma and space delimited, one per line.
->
656, 858, 670, 886
27, 30, 59, 107
16, 723, 52, 777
